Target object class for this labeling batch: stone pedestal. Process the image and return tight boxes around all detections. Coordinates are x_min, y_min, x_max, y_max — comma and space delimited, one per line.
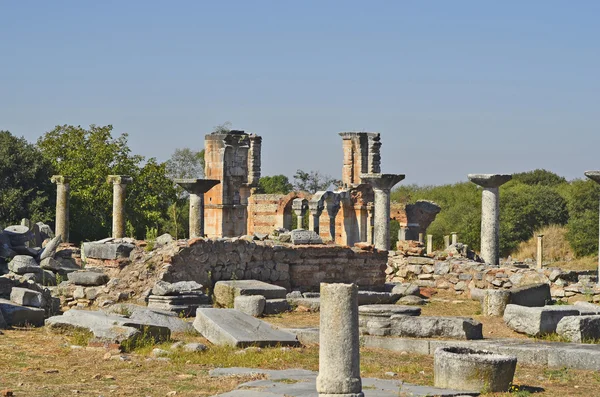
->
398, 226, 407, 241
107, 175, 133, 239
584, 171, 600, 285
451, 232, 458, 245
327, 200, 341, 242
317, 283, 364, 397
468, 174, 512, 266
418, 233, 424, 244
361, 174, 405, 250
444, 235, 450, 249
174, 179, 220, 238
51, 175, 71, 243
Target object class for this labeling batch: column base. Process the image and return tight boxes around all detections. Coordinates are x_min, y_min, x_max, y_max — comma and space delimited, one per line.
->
319, 394, 364, 397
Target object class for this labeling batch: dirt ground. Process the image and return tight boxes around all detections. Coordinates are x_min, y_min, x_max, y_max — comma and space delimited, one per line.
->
1, 291, 598, 397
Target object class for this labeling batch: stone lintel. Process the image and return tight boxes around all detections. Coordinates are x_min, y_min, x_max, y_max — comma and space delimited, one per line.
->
467, 174, 512, 188
174, 179, 221, 195
360, 173, 405, 191
584, 171, 600, 184
51, 175, 72, 184
107, 175, 133, 185
338, 131, 379, 139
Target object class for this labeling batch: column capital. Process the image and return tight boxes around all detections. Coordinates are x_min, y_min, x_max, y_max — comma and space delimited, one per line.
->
468, 174, 512, 188
174, 178, 220, 195
584, 171, 600, 185
51, 175, 72, 184
360, 173, 405, 192
107, 175, 133, 185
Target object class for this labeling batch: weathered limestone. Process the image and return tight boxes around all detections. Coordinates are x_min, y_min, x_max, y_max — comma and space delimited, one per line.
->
174, 179, 220, 238
193, 308, 298, 347
537, 234, 544, 269
443, 235, 450, 249
51, 175, 71, 242
451, 232, 458, 245
503, 304, 579, 336
0, 298, 45, 327
468, 174, 512, 266
360, 174, 406, 250
292, 198, 308, 229
509, 283, 551, 307
557, 315, 600, 343
67, 270, 109, 286
434, 347, 517, 393
426, 235, 433, 255
358, 304, 421, 336
234, 295, 266, 317
339, 132, 381, 187
317, 283, 364, 397
213, 280, 287, 307
107, 175, 133, 239
10, 287, 43, 308
391, 316, 483, 340
584, 171, 600, 285
482, 289, 510, 316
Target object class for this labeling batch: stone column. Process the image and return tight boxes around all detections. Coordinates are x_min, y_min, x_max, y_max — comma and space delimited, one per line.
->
174, 179, 220, 238
327, 199, 341, 242
398, 226, 407, 241
444, 235, 450, 249
418, 233, 424, 244
427, 234, 433, 255
309, 203, 324, 236
51, 175, 71, 243
292, 198, 308, 230
537, 234, 544, 269
317, 283, 364, 397
584, 171, 600, 285
361, 174, 405, 251
451, 232, 458, 245
107, 175, 133, 239
366, 204, 374, 245
468, 174, 512, 266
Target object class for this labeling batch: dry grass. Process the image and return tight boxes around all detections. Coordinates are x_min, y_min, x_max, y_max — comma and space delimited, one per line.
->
512, 225, 598, 270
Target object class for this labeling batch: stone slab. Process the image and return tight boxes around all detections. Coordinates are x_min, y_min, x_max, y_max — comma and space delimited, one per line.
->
208, 367, 477, 397
68, 270, 109, 286
509, 283, 551, 307
290, 229, 323, 245
503, 304, 580, 336
8, 255, 41, 275
152, 280, 204, 296
214, 280, 287, 307
357, 291, 400, 305
0, 298, 45, 327
193, 308, 299, 347
104, 303, 196, 334
391, 316, 483, 340
82, 241, 135, 260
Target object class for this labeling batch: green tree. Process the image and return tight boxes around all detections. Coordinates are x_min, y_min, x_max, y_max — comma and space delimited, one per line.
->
0, 131, 55, 225
512, 169, 567, 187
559, 179, 600, 257
258, 175, 294, 194
166, 148, 205, 180
293, 170, 340, 193
38, 124, 176, 242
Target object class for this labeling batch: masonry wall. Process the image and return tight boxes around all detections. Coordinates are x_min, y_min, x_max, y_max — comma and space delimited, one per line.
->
163, 238, 388, 291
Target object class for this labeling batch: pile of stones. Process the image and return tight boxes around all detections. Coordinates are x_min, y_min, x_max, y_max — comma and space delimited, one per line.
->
2, 224, 79, 286
147, 280, 211, 316
0, 284, 60, 328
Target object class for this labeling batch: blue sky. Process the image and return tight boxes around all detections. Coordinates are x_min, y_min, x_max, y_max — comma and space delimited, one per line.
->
1, 1, 598, 185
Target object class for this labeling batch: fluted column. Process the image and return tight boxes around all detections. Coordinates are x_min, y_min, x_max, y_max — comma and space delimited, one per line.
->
51, 175, 71, 242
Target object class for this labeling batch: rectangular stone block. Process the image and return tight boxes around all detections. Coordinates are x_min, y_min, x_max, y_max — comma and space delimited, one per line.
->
82, 242, 135, 260
509, 283, 551, 307
557, 315, 600, 343
390, 315, 483, 340
10, 287, 43, 308
503, 304, 579, 336
213, 280, 287, 307
0, 298, 45, 327
193, 308, 299, 347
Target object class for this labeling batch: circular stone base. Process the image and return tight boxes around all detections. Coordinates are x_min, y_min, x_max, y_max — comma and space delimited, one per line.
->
434, 347, 516, 392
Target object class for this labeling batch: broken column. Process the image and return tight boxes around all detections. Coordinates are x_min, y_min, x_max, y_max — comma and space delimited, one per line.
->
326, 198, 341, 242
309, 200, 324, 235
537, 234, 544, 269
366, 203, 374, 245
468, 174, 512, 266
292, 198, 308, 229
361, 174, 405, 250
584, 171, 600, 285
174, 179, 220, 238
316, 283, 364, 397
451, 232, 458, 245
51, 175, 71, 242
444, 235, 450, 249
107, 175, 133, 239
427, 234, 433, 255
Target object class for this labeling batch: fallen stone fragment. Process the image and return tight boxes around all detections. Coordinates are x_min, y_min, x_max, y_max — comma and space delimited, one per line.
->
68, 270, 109, 286
503, 304, 579, 336
557, 315, 600, 343
8, 256, 41, 275
3, 226, 34, 246
213, 280, 287, 307
152, 280, 204, 296
82, 241, 135, 260
391, 315, 483, 340
509, 283, 551, 307
193, 308, 299, 347
104, 304, 196, 333
0, 299, 45, 327
233, 295, 265, 317
10, 287, 43, 308
39, 235, 62, 261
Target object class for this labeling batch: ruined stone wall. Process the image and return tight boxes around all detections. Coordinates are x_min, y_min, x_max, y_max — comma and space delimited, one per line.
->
247, 194, 287, 235
387, 253, 600, 302
163, 239, 388, 291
